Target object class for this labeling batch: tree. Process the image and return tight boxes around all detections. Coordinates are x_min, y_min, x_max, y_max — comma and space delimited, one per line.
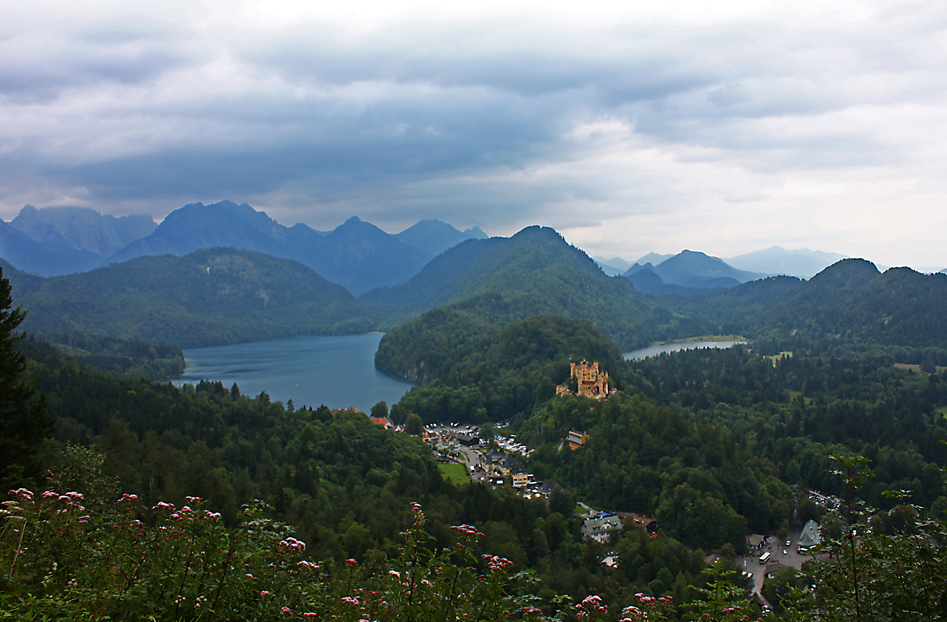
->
371, 401, 389, 419
0, 268, 54, 490
479, 421, 496, 446
405, 412, 423, 436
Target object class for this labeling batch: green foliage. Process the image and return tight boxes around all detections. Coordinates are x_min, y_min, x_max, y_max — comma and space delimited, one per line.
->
525, 393, 788, 550
0, 268, 54, 491
21, 333, 185, 380
786, 481, 947, 622
0, 491, 624, 621
16, 248, 380, 347
626, 346, 947, 508
381, 315, 624, 422
661, 260, 947, 349
25, 344, 699, 609
365, 226, 663, 351
685, 561, 756, 621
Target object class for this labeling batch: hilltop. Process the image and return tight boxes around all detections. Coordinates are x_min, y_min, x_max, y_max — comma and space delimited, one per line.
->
17, 248, 378, 347
364, 225, 668, 350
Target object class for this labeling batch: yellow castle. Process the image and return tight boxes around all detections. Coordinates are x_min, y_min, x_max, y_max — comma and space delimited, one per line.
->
557, 360, 610, 399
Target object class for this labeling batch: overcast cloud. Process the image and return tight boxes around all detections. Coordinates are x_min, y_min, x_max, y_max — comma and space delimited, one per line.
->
1, 0, 945, 268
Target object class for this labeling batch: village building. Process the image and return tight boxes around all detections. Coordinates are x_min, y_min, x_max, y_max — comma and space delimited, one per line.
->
798, 519, 821, 550
567, 430, 590, 450
482, 449, 528, 484
747, 534, 766, 552
537, 480, 564, 498
581, 514, 622, 544
619, 512, 659, 536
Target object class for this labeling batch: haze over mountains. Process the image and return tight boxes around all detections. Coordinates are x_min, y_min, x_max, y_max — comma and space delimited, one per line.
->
0, 202, 488, 294
1, 201, 941, 311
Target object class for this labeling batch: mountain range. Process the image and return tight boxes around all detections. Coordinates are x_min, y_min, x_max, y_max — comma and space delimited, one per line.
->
726, 246, 848, 279
0, 208, 154, 277
0, 202, 486, 294
4, 214, 947, 358
623, 250, 767, 295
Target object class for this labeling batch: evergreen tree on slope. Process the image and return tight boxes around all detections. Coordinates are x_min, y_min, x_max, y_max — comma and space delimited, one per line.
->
0, 267, 53, 490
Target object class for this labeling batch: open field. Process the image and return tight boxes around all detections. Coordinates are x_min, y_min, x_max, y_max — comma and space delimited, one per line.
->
766, 351, 793, 365
438, 462, 471, 484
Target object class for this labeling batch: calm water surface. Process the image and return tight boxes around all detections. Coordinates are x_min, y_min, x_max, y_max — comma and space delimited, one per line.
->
174, 334, 413, 413
623, 339, 747, 361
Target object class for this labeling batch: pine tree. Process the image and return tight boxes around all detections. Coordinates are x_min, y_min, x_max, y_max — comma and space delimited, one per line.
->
0, 267, 53, 490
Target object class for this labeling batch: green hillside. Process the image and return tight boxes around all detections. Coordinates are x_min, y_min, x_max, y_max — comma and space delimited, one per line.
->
365, 226, 671, 350
17, 248, 380, 347
663, 259, 947, 350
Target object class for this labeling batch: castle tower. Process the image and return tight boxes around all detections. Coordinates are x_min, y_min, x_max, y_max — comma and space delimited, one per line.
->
570, 360, 609, 399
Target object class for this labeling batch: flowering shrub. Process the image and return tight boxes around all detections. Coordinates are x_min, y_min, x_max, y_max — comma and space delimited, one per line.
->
0, 489, 316, 619
2, 491, 618, 621
0, 489, 780, 621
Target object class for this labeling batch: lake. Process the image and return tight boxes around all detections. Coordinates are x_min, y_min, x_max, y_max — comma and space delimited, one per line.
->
623, 339, 747, 361
174, 333, 414, 413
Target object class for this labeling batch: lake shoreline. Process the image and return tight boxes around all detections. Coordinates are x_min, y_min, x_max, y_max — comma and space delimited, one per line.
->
174, 333, 414, 414
623, 337, 748, 361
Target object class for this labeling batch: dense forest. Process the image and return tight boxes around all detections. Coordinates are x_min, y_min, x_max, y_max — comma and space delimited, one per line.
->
7, 328, 721, 618
662, 259, 947, 350
4, 244, 947, 621
12, 249, 379, 347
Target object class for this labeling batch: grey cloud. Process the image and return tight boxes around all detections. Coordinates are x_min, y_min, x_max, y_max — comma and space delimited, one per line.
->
1, 3, 946, 268
237, 20, 720, 104
0, 20, 198, 102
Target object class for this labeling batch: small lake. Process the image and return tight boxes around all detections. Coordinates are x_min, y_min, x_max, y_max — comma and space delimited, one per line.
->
623, 339, 747, 361
174, 333, 414, 414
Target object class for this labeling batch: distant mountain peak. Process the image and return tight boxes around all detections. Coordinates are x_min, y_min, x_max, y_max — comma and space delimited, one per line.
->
4, 204, 156, 275
395, 219, 488, 257
512, 225, 562, 241
727, 246, 847, 279
623, 248, 763, 294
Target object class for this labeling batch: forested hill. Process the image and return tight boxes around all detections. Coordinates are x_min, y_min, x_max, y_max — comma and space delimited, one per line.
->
663, 258, 947, 348
15, 248, 380, 347
379, 315, 625, 423
364, 226, 676, 350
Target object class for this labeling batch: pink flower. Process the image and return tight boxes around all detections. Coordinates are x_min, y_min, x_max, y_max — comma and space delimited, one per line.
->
279, 536, 306, 552
482, 554, 513, 572
450, 524, 484, 536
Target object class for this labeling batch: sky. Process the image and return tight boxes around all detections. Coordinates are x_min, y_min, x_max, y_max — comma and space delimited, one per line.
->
1, 0, 946, 269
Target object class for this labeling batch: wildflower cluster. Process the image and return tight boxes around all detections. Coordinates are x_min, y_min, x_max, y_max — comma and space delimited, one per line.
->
3, 492, 755, 621
618, 593, 675, 621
